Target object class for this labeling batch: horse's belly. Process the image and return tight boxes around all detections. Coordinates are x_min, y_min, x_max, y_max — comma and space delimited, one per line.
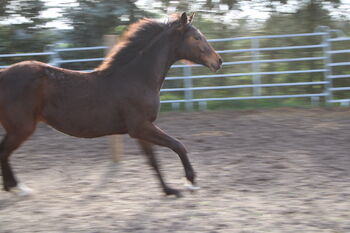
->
42, 116, 127, 138
40, 106, 127, 138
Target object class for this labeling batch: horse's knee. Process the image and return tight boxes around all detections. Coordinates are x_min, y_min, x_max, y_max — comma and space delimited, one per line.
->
172, 140, 187, 155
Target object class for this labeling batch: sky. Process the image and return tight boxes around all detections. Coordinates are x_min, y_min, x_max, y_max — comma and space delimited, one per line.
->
42, 0, 350, 29
42, 0, 77, 29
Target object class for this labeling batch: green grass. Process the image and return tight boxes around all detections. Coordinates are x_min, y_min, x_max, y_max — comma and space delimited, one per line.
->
160, 97, 326, 112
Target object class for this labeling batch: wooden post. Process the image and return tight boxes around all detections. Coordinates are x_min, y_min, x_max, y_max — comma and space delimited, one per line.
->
103, 35, 123, 162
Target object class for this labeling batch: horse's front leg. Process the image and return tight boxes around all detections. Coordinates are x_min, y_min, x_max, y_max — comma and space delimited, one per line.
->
137, 139, 182, 197
128, 122, 196, 192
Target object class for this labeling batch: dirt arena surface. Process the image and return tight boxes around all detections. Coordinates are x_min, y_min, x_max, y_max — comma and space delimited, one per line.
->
0, 107, 350, 233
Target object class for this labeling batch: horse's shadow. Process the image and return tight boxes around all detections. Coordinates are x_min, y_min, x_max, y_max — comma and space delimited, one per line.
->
0, 199, 15, 210
78, 160, 122, 200
0, 193, 32, 210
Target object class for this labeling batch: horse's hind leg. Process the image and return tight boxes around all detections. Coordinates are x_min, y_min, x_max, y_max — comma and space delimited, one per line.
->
137, 139, 182, 197
0, 124, 35, 193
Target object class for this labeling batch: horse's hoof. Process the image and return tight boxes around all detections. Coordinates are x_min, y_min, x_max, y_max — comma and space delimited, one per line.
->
184, 179, 200, 191
11, 183, 34, 197
164, 187, 183, 198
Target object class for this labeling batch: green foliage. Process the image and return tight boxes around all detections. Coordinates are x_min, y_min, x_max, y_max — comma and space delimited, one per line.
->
0, 0, 56, 66
156, 0, 342, 20
263, 1, 335, 34
205, 98, 318, 110
62, 0, 156, 47
0, 0, 49, 29
0, 0, 10, 16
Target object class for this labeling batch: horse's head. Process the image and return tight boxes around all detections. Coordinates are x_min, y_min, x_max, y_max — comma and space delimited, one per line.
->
173, 13, 222, 72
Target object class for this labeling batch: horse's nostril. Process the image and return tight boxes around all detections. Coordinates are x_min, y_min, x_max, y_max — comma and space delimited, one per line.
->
218, 58, 223, 65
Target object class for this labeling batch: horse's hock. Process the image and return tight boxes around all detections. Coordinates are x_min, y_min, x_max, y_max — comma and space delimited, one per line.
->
104, 35, 123, 162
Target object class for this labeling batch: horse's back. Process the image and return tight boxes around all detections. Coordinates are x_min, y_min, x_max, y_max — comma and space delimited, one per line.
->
0, 60, 48, 94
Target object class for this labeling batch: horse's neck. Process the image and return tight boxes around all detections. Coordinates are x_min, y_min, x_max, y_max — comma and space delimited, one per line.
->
130, 37, 177, 90
97, 34, 177, 91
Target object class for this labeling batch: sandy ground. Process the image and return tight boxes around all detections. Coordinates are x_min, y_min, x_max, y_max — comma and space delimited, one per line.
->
0, 107, 350, 233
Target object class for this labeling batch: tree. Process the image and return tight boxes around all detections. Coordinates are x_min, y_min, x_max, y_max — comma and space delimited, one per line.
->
0, 0, 10, 17
0, 0, 55, 57
0, 0, 49, 29
155, 0, 342, 23
62, 0, 154, 46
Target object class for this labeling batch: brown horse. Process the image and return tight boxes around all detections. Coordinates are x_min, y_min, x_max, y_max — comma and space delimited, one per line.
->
0, 12, 222, 197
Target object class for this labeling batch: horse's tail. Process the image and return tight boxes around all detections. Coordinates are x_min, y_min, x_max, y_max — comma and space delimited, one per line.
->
0, 68, 5, 80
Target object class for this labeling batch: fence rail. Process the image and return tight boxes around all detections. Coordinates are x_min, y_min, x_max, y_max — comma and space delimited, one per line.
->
0, 27, 349, 110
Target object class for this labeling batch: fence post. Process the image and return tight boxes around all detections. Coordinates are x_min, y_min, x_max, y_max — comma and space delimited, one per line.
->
251, 38, 261, 96
311, 96, 320, 106
171, 102, 180, 111
183, 66, 193, 111
48, 44, 61, 67
104, 35, 124, 162
320, 27, 333, 105
199, 101, 207, 111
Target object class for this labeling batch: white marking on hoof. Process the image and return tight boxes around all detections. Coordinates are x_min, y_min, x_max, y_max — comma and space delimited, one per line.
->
11, 183, 34, 197
183, 179, 200, 191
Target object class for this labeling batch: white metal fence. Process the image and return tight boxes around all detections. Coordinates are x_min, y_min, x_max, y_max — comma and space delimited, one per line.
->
0, 26, 349, 110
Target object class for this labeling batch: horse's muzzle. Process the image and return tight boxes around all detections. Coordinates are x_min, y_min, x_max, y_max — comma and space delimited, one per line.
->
209, 57, 223, 72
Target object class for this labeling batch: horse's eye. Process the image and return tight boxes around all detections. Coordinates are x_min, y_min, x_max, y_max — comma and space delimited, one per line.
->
194, 36, 200, 41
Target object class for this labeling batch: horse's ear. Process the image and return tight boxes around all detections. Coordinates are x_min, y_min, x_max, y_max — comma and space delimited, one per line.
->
188, 12, 195, 24
180, 12, 188, 26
